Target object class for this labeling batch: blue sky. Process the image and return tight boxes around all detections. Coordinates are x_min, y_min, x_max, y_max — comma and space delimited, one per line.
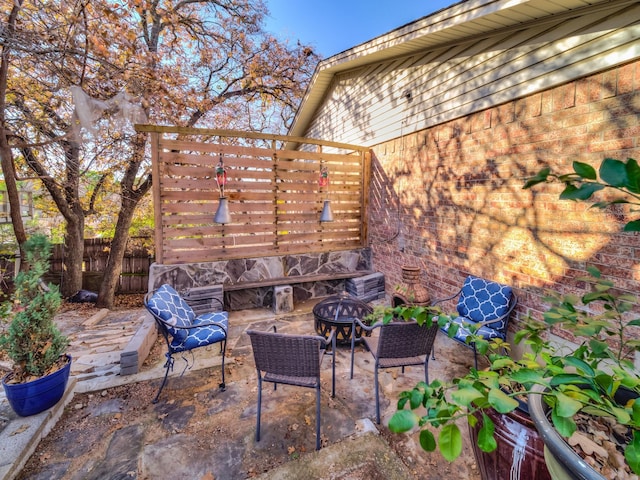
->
264, 0, 455, 58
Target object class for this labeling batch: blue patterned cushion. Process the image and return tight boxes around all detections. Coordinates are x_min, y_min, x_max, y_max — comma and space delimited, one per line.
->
147, 284, 196, 342
442, 315, 507, 344
171, 311, 229, 353
457, 276, 512, 331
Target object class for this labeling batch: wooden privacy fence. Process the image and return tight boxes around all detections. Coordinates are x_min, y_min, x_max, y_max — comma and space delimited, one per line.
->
137, 125, 371, 265
2, 238, 152, 295
49, 238, 153, 294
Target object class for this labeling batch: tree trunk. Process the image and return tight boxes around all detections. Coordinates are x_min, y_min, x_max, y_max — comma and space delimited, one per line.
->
96, 133, 151, 308
0, 1, 27, 264
62, 217, 84, 298
96, 200, 137, 308
0, 145, 26, 259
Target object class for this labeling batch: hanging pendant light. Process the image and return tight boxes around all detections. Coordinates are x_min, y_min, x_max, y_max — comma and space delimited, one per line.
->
214, 197, 231, 224
214, 154, 231, 224
319, 165, 333, 222
320, 199, 333, 222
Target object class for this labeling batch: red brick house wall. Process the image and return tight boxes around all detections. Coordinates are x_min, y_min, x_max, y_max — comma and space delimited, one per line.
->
369, 59, 640, 334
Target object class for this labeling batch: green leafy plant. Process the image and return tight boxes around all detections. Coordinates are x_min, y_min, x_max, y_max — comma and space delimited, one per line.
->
0, 234, 68, 382
388, 267, 640, 475
523, 157, 640, 231
363, 303, 434, 326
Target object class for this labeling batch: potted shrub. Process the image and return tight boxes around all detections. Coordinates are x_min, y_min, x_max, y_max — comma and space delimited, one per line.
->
0, 234, 71, 416
389, 269, 640, 478
389, 157, 640, 479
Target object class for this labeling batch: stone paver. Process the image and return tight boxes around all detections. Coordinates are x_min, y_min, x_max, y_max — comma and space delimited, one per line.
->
1, 300, 483, 480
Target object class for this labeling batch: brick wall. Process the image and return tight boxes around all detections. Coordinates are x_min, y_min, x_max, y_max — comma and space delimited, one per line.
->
369, 59, 640, 337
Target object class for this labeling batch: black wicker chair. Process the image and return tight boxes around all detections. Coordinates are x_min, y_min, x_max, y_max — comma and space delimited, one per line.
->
350, 317, 439, 424
144, 284, 228, 403
246, 328, 336, 450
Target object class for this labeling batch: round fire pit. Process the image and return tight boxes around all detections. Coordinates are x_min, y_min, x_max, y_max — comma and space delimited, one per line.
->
313, 293, 373, 344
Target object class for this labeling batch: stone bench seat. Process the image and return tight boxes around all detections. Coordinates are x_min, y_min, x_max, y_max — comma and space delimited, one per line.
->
222, 270, 375, 291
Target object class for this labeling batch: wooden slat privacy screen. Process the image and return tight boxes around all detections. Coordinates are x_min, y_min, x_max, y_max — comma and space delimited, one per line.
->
137, 125, 371, 265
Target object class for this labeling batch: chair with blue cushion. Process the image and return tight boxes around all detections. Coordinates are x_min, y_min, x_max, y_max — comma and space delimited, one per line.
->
434, 275, 517, 369
144, 284, 229, 403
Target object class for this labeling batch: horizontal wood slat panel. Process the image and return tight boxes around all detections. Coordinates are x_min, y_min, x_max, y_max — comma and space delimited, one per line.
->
147, 129, 368, 264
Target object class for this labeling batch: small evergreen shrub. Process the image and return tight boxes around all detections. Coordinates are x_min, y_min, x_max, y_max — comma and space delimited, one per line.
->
0, 234, 68, 382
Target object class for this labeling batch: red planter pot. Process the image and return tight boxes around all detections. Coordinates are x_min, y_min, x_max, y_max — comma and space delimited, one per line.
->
470, 404, 551, 480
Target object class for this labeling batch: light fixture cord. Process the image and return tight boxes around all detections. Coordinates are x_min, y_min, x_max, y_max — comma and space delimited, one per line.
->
381, 90, 411, 243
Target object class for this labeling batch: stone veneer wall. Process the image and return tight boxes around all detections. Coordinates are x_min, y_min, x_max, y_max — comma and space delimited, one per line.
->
148, 248, 373, 310
369, 59, 640, 351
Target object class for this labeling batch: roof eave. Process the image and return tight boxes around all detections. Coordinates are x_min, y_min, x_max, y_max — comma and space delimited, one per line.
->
288, 0, 617, 140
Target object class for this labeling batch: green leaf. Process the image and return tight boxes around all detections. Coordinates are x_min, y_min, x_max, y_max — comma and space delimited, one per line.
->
523, 167, 551, 189
477, 414, 498, 453
420, 429, 437, 452
583, 291, 611, 303
490, 358, 514, 370
573, 161, 597, 180
625, 158, 640, 193
559, 183, 604, 200
551, 408, 577, 438
600, 158, 629, 187
510, 368, 545, 385
451, 387, 485, 407
594, 374, 614, 396
610, 405, 631, 424
487, 388, 519, 413
447, 323, 460, 339
588, 339, 610, 355
409, 388, 424, 409
632, 399, 640, 427
542, 311, 566, 324
623, 220, 640, 232
586, 265, 602, 277
555, 392, 583, 418
439, 424, 463, 462
549, 373, 588, 387
389, 410, 417, 433
562, 357, 595, 377
625, 431, 640, 475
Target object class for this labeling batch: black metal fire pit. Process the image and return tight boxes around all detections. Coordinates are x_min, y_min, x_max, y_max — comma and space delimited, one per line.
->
312, 293, 373, 344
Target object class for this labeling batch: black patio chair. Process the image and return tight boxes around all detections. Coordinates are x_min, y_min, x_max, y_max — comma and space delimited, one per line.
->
246, 327, 336, 450
434, 275, 517, 369
144, 284, 228, 403
350, 317, 439, 424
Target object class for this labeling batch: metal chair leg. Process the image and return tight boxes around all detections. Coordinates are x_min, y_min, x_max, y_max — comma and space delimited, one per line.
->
374, 364, 381, 424
219, 340, 227, 390
256, 375, 262, 442
350, 328, 356, 379
331, 332, 336, 397
153, 354, 174, 404
315, 386, 321, 450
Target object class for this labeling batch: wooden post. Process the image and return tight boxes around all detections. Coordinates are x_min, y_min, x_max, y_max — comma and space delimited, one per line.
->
361, 150, 371, 247
150, 132, 163, 264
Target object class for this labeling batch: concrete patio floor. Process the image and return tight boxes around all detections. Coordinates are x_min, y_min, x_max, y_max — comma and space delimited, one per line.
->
0, 298, 482, 480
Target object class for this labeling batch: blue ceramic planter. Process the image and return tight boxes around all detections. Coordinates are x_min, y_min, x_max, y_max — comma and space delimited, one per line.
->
2, 355, 72, 417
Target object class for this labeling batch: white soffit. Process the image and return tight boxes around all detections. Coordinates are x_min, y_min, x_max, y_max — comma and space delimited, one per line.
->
289, 0, 624, 138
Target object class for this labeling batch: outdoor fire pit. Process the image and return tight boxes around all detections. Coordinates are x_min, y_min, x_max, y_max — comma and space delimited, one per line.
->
313, 293, 373, 345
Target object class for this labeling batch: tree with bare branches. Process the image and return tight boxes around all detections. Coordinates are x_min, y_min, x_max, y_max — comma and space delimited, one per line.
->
0, 0, 318, 305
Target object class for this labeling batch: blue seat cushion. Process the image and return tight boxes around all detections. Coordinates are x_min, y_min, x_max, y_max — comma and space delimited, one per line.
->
457, 276, 512, 330
170, 311, 229, 353
441, 315, 507, 345
146, 284, 196, 342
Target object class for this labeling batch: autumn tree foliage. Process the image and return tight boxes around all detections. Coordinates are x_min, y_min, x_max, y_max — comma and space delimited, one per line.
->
0, 0, 318, 306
